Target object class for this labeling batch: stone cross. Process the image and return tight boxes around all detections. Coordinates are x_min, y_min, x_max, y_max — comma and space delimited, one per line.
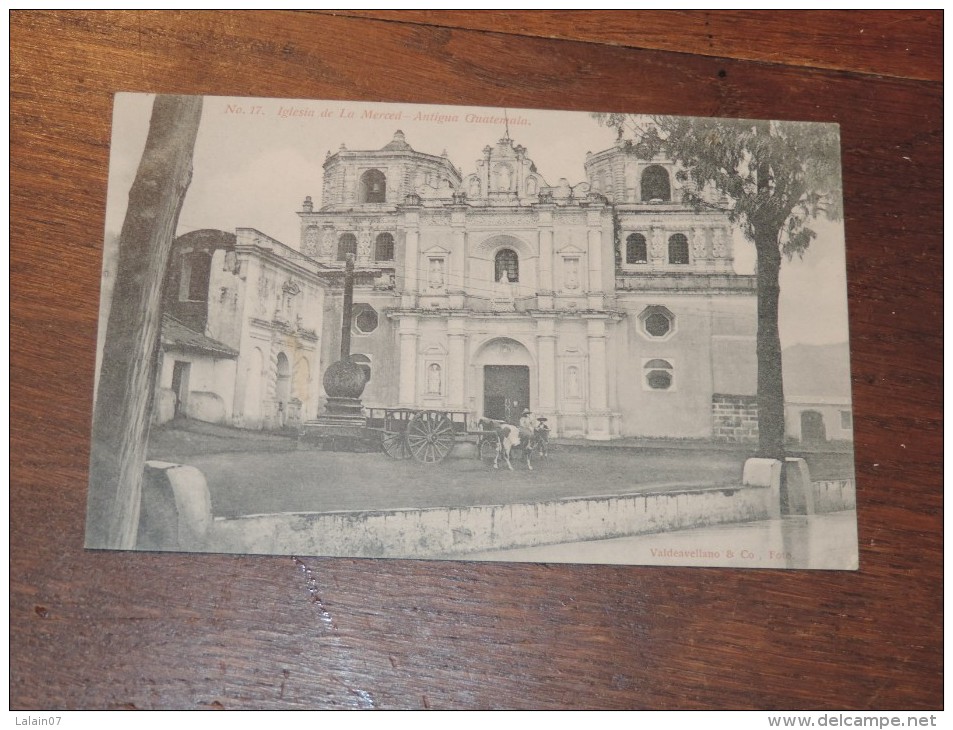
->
340, 254, 354, 360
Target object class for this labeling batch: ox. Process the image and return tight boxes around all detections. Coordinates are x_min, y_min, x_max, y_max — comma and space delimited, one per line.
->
477, 417, 539, 471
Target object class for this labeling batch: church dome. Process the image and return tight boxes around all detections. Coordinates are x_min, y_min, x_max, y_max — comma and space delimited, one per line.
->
382, 130, 413, 151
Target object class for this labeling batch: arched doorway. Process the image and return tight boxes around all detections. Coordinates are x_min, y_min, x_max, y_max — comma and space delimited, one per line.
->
800, 410, 826, 443
473, 337, 534, 424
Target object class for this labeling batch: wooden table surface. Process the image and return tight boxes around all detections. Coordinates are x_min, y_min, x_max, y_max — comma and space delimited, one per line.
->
11, 11, 942, 710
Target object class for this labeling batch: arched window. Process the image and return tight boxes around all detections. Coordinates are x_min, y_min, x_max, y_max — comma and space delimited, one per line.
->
668, 234, 689, 265
375, 232, 394, 261
495, 248, 519, 283
644, 359, 674, 390
641, 165, 671, 202
626, 233, 648, 264
360, 169, 386, 203
337, 233, 357, 261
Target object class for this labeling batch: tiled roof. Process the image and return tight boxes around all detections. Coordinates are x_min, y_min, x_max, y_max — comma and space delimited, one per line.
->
161, 315, 238, 358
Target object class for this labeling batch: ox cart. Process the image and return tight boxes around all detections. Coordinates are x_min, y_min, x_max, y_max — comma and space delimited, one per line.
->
301, 407, 498, 465
366, 408, 500, 465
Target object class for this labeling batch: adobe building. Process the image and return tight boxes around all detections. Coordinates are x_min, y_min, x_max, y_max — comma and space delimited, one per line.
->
157, 228, 329, 430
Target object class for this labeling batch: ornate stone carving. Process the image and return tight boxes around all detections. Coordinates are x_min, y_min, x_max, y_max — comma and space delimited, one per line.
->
496, 163, 514, 191
553, 211, 585, 225
691, 227, 706, 258
713, 228, 729, 258
320, 228, 334, 257
358, 228, 372, 262
422, 212, 452, 226
471, 211, 536, 228
564, 257, 580, 290
650, 227, 665, 258
304, 226, 320, 257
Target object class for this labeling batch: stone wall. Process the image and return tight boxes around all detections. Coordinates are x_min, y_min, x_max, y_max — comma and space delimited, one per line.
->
205, 484, 777, 559
712, 393, 759, 442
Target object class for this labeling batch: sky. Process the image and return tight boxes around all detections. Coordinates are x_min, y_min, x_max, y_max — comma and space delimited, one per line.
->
105, 93, 851, 348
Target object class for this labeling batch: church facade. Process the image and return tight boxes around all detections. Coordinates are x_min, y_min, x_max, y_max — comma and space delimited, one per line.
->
293, 130, 759, 440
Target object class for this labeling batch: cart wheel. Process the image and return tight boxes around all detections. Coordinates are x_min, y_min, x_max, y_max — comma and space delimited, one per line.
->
479, 435, 499, 464
381, 429, 411, 459
406, 411, 455, 464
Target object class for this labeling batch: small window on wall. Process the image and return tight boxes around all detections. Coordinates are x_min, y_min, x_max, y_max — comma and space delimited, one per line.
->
644, 359, 674, 390
337, 233, 357, 261
668, 234, 689, 265
639, 305, 675, 339
840, 410, 853, 430
375, 232, 394, 261
353, 304, 379, 334
626, 233, 648, 264
495, 248, 519, 283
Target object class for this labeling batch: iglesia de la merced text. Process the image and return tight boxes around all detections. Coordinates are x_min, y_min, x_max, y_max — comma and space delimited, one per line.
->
156, 128, 765, 442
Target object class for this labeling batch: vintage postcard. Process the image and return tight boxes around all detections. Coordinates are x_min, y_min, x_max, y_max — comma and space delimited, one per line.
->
86, 93, 857, 568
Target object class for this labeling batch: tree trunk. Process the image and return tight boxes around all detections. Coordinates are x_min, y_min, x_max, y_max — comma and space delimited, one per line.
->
86, 95, 203, 549
754, 227, 786, 460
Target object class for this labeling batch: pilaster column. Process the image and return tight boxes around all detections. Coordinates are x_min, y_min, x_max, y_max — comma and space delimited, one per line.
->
447, 317, 468, 410
538, 210, 554, 293
397, 317, 419, 407
586, 317, 608, 412
587, 213, 603, 292
587, 217, 605, 309
650, 225, 665, 265
451, 225, 466, 293
536, 320, 557, 412
404, 228, 419, 293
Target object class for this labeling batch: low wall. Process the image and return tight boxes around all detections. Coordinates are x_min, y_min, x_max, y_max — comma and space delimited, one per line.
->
138, 457, 854, 559
206, 484, 777, 559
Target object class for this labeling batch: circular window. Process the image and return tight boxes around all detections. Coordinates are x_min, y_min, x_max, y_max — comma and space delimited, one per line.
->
645, 311, 671, 337
639, 305, 675, 339
354, 305, 379, 334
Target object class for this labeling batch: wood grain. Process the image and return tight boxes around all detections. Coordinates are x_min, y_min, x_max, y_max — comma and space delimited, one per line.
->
322, 10, 942, 81
11, 10, 941, 710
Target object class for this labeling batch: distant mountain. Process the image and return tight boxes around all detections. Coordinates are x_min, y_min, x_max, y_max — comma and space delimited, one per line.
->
782, 343, 852, 399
